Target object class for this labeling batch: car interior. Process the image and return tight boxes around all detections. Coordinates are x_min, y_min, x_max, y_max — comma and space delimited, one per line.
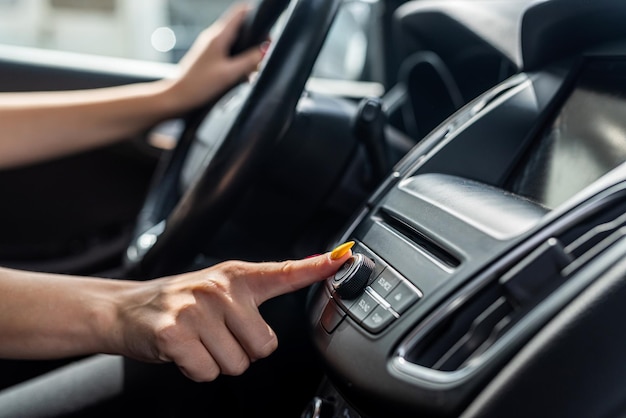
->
1, 0, 626, 417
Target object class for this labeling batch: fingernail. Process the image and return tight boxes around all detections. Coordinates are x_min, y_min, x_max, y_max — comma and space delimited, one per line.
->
260, 41, 270, 57
330, 241, 355, 260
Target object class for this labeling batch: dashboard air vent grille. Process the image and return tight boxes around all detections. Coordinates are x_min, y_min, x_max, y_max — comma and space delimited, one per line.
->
404, 198, 626, 371
377, 208, 461, 269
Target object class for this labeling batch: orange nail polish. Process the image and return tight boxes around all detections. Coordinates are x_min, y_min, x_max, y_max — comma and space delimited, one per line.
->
330, 241, 355, 260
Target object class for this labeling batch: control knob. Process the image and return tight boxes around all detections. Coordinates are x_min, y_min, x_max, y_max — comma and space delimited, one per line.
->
332, 253, 375, 299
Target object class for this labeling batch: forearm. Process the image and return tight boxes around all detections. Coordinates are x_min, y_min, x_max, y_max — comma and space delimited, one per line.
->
0, 79, 180, 169
0, 266, 134, 359
0, 5, 263, 170
0, 245, 352, 380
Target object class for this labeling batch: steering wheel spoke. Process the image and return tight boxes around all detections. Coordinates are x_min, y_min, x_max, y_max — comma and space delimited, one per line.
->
125, 0, 342, 279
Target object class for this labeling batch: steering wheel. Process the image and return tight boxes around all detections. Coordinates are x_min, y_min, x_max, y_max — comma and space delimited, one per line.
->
124, 0, 341, 279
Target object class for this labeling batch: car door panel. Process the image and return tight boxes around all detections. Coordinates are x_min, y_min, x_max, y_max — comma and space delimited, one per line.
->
0, 48, 170, 274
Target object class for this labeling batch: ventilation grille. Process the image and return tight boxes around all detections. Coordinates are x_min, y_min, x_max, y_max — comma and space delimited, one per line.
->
404, 198, 626, 371
377, 208, 461, 269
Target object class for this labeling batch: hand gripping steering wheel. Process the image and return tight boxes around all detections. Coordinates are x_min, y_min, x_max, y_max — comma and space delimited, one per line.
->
125, 0, 341, 279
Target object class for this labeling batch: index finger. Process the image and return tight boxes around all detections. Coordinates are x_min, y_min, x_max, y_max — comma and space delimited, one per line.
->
248, 245, 354, 304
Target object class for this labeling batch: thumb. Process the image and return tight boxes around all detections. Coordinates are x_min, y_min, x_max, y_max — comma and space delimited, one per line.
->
250, 242, 355, 304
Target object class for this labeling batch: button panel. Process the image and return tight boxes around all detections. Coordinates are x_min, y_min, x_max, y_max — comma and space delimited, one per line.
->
386, 281, 420, 314
320, 299, 346, 333
362, 305, 395, 333
370, 268, 401, 297
329, 243, 423, 333
348, 292, 378, 322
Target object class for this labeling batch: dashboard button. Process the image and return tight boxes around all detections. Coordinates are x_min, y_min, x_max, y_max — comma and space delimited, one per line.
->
348, 292, 378, 322
386, 282, 421, 314
370, 268, 400, 297
320, 299, 346, 333
362, 306, 395, 333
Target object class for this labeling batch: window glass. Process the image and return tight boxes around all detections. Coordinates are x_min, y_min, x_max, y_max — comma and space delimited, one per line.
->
0, 0, 381, 82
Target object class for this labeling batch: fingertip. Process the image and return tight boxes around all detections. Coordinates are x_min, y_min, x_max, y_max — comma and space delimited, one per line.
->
253, 250, 353, 303
330, 241, 355, 260
326, 249, 352, 266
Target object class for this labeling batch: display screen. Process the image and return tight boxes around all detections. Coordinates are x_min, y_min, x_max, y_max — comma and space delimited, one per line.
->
510, 59, 626, 209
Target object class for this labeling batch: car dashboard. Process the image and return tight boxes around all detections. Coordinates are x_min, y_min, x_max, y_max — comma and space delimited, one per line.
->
305, 1, 626, 417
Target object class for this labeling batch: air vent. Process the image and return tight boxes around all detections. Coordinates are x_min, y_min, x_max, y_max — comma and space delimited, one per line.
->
377, 208, 461, 269
403, 198, 626, 372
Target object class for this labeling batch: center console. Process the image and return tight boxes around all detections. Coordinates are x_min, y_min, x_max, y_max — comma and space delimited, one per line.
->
305, 33, 626, 418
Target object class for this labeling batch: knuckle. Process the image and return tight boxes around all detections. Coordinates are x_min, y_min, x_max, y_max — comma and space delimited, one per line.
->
201, 363, 221, 382
252, 334, 278, 360
193, 280, 229, 303
222, 355, 250, 376
278, 261, 300, 292
182, 363, 221, 383
219, 260, 248, 277
154, 322, 179, 352
280, 260, 296, 276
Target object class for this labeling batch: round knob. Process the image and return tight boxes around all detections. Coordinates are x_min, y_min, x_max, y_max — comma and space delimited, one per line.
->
332, 253, 375, 299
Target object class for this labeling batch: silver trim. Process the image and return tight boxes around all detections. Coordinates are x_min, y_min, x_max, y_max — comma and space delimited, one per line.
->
390, 185, 626, 387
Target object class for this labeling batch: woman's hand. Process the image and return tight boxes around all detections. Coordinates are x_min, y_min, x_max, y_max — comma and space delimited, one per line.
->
0, 242, 353, 381
114, 247, 353, 382
163, 4, 266, 114
0, 2, 266, 169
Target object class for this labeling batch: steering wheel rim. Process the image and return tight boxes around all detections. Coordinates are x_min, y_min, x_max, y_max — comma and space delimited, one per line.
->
125, 0, 342, 279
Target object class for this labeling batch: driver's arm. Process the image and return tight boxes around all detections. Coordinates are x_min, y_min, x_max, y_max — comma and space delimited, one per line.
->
0, 4, 263, 170
0, 242, 354, 382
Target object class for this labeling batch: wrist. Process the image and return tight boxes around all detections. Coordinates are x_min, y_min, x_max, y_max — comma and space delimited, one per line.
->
146, 78, 188, 119
154, 69, 241, 118
89, 279, 142, 356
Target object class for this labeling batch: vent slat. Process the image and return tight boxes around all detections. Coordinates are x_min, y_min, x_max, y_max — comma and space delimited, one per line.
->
377, 208, 461, 268
405, 198, 626, 372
